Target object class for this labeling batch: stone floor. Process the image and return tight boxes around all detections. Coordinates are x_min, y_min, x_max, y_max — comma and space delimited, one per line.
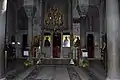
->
23, 65, 81, 80
88, 60, 106, 80
5, 59, 106, 80
5, 59, 27, 79
5, 65, 105, 80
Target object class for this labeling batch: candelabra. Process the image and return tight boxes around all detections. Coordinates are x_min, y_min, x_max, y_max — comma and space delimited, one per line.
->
44, 7, 64, 31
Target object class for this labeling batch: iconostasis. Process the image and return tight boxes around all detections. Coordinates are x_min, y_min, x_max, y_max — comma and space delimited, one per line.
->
42, 33, 80, 48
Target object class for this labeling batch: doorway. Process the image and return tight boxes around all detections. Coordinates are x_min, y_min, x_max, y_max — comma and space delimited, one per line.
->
53, 32, 61, 58
22, 34, 28, 57
87, 34, 94, 58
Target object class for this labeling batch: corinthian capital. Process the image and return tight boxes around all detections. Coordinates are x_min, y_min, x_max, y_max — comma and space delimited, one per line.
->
24, 5, 36, 19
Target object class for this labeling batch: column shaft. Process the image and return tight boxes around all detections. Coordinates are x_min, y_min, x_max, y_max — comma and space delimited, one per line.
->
28, 19, 33, 58
80, 17, 86, 48
0, 12, 6, 78
106, 0, 120, 79
40, 0, 44, 54
28, 19, 32, 47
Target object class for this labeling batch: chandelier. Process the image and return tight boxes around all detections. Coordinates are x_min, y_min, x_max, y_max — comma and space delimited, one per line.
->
44, 7, 64, 27
77, 0, 89, 16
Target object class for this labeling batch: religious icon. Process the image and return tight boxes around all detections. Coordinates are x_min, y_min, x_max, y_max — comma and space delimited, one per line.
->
73, 36, 80, 47
43, 36, 51, 47
33, 36, 40, 47
44, 37, 50, 47
63, 35, 70, 47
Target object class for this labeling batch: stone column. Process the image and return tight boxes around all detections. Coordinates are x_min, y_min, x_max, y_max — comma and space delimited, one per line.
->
0, 0, 7, 78
40, 0, 44, 55
51, 32, 53, 58
6, 1, 12, 44
0, 12, 6, 79
80, 17, 86, 48
106, 0, 120, 79
60, 32, 63, 58
24, 5, 33, 58
99, 1, 104, 46
27, 18, 33, 59
28, 18, 32, 48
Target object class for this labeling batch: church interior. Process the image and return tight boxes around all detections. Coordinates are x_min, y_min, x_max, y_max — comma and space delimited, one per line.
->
0, 0, 119, 80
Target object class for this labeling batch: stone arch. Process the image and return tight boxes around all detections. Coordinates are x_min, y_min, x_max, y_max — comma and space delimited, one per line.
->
87, 5, 100, 32
17, 7, 28, 30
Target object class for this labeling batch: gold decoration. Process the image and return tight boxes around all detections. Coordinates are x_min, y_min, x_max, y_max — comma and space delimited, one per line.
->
44, 7, 64, 26
33, 35, 40, 47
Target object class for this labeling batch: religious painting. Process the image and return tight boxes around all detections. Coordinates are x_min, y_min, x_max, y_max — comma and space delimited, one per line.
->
33, 35, 40, 47
62, 35, 70, 47
43, 35, 51, 47
73, 35, 80, 47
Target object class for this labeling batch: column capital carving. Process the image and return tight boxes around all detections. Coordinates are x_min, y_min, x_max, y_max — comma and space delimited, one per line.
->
24, 5, 36, 18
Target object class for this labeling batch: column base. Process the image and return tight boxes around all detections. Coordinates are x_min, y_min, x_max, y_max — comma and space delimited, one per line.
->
0, 78, 6, 80
106, 77, 120, 80
106, 71, 120, 80
50, 56, 53, 58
